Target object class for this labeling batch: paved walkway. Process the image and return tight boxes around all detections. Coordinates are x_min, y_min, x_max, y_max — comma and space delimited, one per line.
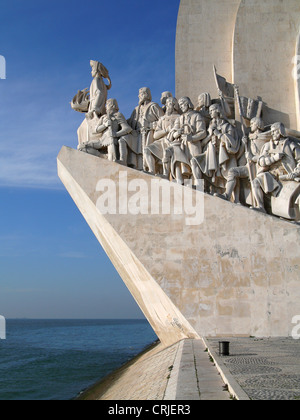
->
79, 337, 300, 400
164, 339, 230, 400
205, 337, 300, 400
81, 339, 231, 400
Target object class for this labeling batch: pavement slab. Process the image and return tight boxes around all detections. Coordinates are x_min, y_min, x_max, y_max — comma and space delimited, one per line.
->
205, 337, 300, 401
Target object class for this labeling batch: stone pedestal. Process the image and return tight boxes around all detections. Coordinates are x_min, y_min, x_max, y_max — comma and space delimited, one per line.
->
58, 147, 300, 343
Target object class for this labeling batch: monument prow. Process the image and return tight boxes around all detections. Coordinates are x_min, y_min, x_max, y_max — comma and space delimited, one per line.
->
58, 147, 300, 340
58, 147, 200, 347
61, 2, 300, 344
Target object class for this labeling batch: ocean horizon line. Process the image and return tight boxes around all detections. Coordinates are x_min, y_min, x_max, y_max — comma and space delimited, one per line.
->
5, 317, 147, 320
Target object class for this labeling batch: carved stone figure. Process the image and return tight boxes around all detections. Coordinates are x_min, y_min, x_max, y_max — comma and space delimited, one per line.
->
144, 97, 180, 176
215, 117, 267, 202
252, 122, 300, 213
86, 60, 112, 120
118, 128, 143, 170
72, 60, 112, 147
160, 91, 173, 113
191, 103, 240, 192
70, 54, 300, 222
195, 92, 212, 128
173, 97, 207, 160
78, 99, 132, 161
163, 97, 207, 184
127, 87, 164, 171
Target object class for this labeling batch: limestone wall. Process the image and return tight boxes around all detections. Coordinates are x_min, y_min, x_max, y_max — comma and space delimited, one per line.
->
176, 0, 240, 103
233, 0, 300, 129
58, 148, 300, 341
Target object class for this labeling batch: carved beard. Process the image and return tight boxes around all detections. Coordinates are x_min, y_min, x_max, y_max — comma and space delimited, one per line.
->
165, 107, 173, 116
273, 137, 282, 145
139, 98, 148, 105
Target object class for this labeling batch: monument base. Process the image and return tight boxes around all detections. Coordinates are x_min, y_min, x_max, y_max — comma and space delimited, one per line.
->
58, 147, 300, 343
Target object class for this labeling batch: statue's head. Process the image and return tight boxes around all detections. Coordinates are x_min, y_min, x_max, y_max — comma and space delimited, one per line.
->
178, 97, 194, 113
271, 122, 286, 141
90, 60, 110, 79
250, 117, 264, 132
198, 92, 211, 108
209, 103, 221, 118
106, 98, 119, 114
139, 87, 152, 104
165, 96, 179, 114
160, 91, 173, 105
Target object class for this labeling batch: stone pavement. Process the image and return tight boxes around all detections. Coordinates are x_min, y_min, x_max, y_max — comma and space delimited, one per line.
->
205, 337, 300, 400
80, 337, 300, 400
164, 339, 230, 400
81, 339, 231, 400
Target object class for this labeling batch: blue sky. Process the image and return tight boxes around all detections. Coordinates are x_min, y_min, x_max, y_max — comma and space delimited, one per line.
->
0, 0, 180, 318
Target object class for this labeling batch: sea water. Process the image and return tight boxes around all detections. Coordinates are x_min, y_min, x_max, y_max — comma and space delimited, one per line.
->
0, 319, 157, 400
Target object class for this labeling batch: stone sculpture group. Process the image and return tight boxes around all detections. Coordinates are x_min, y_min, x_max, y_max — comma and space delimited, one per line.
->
71, 60, 300, 221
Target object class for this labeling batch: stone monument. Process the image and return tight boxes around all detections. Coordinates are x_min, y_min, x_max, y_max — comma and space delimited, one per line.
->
176, 0, 300, 130
58, 1, 300, 346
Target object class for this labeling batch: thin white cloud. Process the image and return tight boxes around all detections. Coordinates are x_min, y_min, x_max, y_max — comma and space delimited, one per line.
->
0, 79, 79, 189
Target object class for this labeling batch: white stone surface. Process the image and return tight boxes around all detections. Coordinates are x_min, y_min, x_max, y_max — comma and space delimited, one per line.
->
233, 0, 300, 130
176, 0, 241, 105
295, 28, 300, 130
58, 147, 300, 340
57, 147, 199, 347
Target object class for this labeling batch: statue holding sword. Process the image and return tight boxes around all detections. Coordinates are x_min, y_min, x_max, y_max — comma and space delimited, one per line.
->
164, 96, 207, 184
